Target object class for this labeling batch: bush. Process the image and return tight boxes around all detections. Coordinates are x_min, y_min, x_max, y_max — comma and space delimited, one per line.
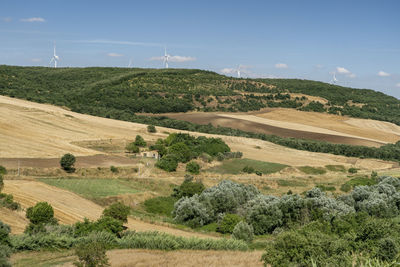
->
147, 125, 157, 133
0, 175, 3, 192
242, 166, 255, 174
172, 180, 205, 199
168, 142, 192, 163
74, 240, 110, 267
134, 135, 147, 147
0, 221, 11, 246
232, 221, 254, 242
26, 202, 56, 225
156, 154, 178, 172
186, 161, 200, 174
125, 142, 139, 153
217, 214, 242, 234
216, 152, 225, 161
172, 195, 211, 227
60, 153, 76, 172
0, 166, 6, 175
74, 217, 124, 237
110, 166, 118, 173
348, 167, 358, 174
103, 202, 130, 223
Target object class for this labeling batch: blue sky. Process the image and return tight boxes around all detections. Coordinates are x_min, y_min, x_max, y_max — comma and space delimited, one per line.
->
1, 0, 400, 98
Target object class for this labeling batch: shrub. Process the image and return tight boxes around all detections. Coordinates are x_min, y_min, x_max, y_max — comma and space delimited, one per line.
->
74, 240, 110, 267
217, 214, 242, 234
172, 180, 205, 199
172, 195, 211, 227
0, 166, 6, 175
0, 221, 11, 246
216, 152, 225, 161
340, 183, 352, 192
110, 166, 118, 173
0, 175, 3, 192
0, 244, 11, 267
125, 142, 139, 153
232, 221, 254, 242
60, 153, 76, 172
200, 153, 213, 163
147, 125, 157, 133
186, 161, 200, 174
168, 142, 192, 163
242, 166, 255, 174
103, 202, 130, 223
134, 135, 147, 147
26, 202, 56, 225
156, 154, 178, 172
348, 167, 358, 174
74, 217, 124, 237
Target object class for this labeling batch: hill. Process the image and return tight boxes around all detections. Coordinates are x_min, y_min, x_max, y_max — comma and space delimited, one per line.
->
1, 65, 399, 125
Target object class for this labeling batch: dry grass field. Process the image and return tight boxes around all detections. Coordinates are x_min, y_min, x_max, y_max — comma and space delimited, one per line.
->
159, 108, 400, 147
11, 249, 264, 267
2, 179, 215, 238
0, 95, 396, 169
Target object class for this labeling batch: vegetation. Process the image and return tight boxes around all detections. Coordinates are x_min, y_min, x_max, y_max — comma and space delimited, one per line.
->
25, 202, 57, 234
171, 177, 205, 199
232, 221, 254, 242
102, 202, 130, 223
134, 135, 147, 147
298, 166, 327, 175
39, 178, 140, 199
143, 196, 177, 217
0, 221, 11, 267
74, 241, 110, 267
60, 153, 76, 173
147, 125, 157, 133
125, 142, 139, 153
0, 166, 6, 175
325, 165, 346, 172
208, 158, 287, 175
186, 161, 200, 174
217, 214, 243, 234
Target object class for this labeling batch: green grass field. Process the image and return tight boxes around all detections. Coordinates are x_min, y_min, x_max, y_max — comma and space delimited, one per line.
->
208, 158, 287, 175
38, 178, 141, 198
298, 166, 327, 175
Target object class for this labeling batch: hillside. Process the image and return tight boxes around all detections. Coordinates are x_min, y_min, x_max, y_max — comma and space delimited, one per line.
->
1, 65, 399, 125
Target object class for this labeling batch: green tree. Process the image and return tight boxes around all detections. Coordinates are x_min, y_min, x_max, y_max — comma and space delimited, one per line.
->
0, 166, 6, 175
186, 161, 200, 174
26, 202, 56, 225
60, 153, 76, 172
156, 154, 178, 172
125, 142, 139, 153
147, 125, 157, 133
168, 142, 192, 163
134, 135, 147, 147
232, 221, 254, 242
217, 214, 242, 234
74, 241, 110, 267
102, 202, 130, 223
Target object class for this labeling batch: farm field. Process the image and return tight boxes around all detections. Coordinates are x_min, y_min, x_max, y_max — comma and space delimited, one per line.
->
157, 108, 400, 147
11, 249, 264, 267
207, 158, 288, 175
1, 95, 396, 169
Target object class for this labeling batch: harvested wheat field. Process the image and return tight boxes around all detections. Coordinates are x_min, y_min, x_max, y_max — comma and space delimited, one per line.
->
2, 179, 215, 238
158, 108, 400, 147
0, 207, 28, 234
0, 95, 395, 169
63, 249, 264, 267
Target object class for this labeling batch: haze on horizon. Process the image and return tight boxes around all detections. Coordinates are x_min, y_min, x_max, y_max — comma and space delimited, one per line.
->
1, 0, 399, 98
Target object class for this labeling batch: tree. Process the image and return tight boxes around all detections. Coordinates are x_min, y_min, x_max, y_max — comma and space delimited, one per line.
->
0, 166, 6, 175
134, 135, 147, 147
0, 174, 3, 192
74, 241, 110, 267
155, 154, 178, 172
186, 161, 200, 174
0, 221, 11, 267
102, 202, 130, 223
60, 153, 76, 172
168, 142, 192, 163
217, 214, 242, 234
232, 221, 254, 242
125, 142, 139, 153
26, 202, 56, 225
147, 125, 157, 133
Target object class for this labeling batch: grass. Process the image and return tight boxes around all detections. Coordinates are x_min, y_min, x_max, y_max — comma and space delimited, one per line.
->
325, 165, 346, 172
208, 158, 287, 175
11, 250, 75, 267
316, 184, 336, 192
38, 178, 141, 198
276, 179, 306, 187
341, 176, 378, 191
298, 166, 327, 175
143, 196, 177, 217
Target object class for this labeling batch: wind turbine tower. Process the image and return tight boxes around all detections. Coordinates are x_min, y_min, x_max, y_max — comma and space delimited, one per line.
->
163, 47, 170, 68
49, 42, 60, 68
237, 65, 241, 78
331, 72, 338, 84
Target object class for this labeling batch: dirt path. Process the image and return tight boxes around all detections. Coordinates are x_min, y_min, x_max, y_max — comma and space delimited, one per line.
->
2, 180, 215, 238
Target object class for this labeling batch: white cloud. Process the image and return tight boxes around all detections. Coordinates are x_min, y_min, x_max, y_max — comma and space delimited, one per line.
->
107, 53, 123, 57
31, 58, 42, 62
396, 83, 400, 88
275, 63, 288, 69
2, 17, 12, 22
150, 55, 196, 63
378, 71, 390, 77
336, 67, 351, 74
20, 17, 45, 22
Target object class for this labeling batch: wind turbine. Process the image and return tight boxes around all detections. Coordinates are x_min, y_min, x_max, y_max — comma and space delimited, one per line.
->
163, 47, 170, 68
331, 72, 338, 84
237, 65, 242, 78
49, 42, 59, 68
128, 58, 133, 68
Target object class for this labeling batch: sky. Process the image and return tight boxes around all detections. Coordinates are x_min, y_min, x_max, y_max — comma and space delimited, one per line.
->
1, 0, 400, 98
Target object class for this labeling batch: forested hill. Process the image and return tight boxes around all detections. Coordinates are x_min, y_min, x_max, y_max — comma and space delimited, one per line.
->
0, 65, 399, 125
